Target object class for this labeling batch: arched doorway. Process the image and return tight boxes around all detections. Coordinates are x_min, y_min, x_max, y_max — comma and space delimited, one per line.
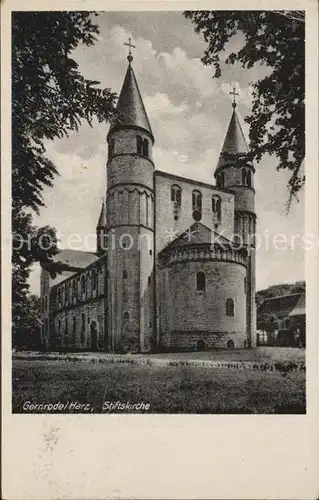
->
90, 320, 98, 351
196, 339, 206, 351
227, 339, 234, 349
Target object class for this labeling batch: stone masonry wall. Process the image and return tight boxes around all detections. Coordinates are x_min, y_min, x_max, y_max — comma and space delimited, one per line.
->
154, 172, 235, 254
53, 298, 106, 350
159, 260, 247, 350
50, 258, 107, 350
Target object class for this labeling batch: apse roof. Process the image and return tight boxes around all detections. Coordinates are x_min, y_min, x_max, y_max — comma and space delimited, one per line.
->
159, 222, 235, 255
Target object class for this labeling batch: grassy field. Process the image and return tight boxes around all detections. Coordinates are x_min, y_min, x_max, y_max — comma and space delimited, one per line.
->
13, 346, 305, 365
149, 346, 305, 362
12, 357, 305, 414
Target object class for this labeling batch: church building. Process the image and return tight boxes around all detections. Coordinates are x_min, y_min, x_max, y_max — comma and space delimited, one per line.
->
40, 47, 257, 353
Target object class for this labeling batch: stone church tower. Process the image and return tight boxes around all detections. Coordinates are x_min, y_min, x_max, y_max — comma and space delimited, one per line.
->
106, 52, 155, 352
214, 99, 257, 347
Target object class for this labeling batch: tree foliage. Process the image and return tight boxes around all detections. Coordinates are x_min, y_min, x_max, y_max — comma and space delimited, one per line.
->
12, 11, 116, 214
13, 294, 42, 350
257, 313, 279, 333
184, 10, 305, 206
12, 12, 117, 343
256, 280, 305, 306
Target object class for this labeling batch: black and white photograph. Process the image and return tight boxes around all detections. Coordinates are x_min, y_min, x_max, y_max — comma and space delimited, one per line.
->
11, 9, 307, 415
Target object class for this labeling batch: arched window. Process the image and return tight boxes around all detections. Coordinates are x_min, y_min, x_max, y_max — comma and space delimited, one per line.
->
171, 184, 182, 205
72, 315, 76, 347
196, 271, 206, 291
171, 184, 182, 221
92, 270, 97, 290
142, 138, 149, 157
226, 298, 235, 316
137, 135, 143, 155
220, 171, 225, 187
80, 313, 85, 343
124, 311, 129, 320
123, 270, 128, 279
72, 280, 76, 301
212, 195, 222, 221
242, 168, 251, 187
57, 320, 61, 347
81, 275, 86, 296
66, 283, 70, 304
137, 136, 149, 157
108, 138, 115, 158
241, 168, 247, 186
192, 190, 202, 221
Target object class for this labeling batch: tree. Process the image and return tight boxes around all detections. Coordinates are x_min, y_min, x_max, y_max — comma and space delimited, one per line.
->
12, 206, 60, 346
184, 10, 305, 207
12, 11, 116, 214
256, 280, 305, 306
12, 12, 117, 343
13, 294, 42, 350
257, 312, 279, 334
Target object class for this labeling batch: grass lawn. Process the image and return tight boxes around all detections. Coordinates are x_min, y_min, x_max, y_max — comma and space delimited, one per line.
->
14, 346, 305, 364
149, 346, 305, 362
12, 358, 305, 414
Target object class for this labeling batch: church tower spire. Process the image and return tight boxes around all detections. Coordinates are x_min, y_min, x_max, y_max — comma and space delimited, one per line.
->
215, 88, 249, 171
106, 42, 155, 353
109, 41, 153, 142
216, 107, 249, 168
96, 198, 107, 255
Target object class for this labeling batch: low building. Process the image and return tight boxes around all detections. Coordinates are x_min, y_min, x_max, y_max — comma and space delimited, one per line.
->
257, 292, 305, 347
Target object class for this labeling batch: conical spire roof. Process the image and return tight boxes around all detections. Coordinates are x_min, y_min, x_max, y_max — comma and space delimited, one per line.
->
97, 200, 107, 228
109, 62, 153, 141
216, 106, 249, 170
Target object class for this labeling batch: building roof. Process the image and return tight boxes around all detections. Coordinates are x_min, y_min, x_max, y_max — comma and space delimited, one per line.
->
97, 200, 107, 228
258, 292, 305, 318
109, 62, 153, 140
289, 292, 306, 317
159, 221, 236, 255
46, 249, 100, 287
216, 107, 250, 171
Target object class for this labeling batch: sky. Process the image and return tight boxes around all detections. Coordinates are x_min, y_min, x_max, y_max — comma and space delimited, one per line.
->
28, 11, 305, 294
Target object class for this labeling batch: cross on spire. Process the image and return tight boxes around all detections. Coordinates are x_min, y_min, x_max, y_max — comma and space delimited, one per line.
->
124, 37, 136, 64
230, 86, 239, 108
